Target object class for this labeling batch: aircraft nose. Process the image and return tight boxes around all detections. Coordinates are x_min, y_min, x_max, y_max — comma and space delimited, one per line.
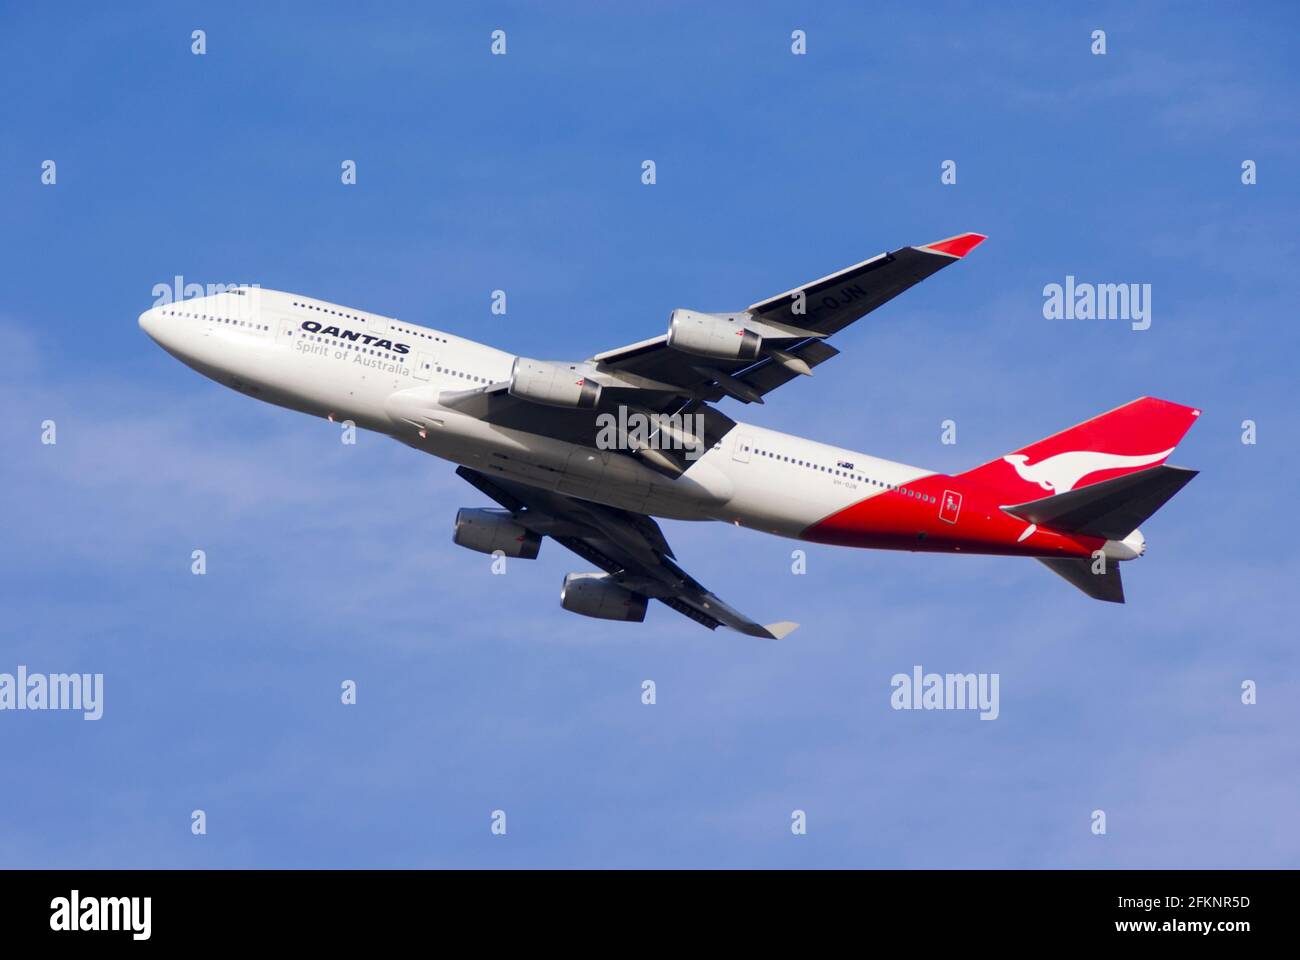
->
138, 305, 161, 338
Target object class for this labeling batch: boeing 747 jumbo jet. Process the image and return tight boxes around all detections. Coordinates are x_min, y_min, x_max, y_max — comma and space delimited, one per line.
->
139, 233, 1199, 638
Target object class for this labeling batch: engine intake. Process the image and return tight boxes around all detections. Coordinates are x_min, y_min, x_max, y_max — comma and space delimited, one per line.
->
666, 309, 761, 361
453, 508, 541, 559
560, 573, 648, 622
509, 358, 602, 409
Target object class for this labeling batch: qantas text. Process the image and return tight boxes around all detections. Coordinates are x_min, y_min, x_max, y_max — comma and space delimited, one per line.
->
300, 320, 410, 354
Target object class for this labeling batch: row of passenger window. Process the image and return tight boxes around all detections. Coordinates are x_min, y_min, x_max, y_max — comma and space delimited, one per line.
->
438, 365, 492, 384
292, 300, 368, 325
753, 447, 937, 504
164, 309, 269, 332
394, 323, 447, 344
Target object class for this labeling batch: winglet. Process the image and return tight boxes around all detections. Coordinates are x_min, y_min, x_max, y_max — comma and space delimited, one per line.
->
763, 621, 800, 640
917, 232, 987, 259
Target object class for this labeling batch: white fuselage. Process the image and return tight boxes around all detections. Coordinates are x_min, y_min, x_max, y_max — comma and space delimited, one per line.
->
139, 289, 932, 539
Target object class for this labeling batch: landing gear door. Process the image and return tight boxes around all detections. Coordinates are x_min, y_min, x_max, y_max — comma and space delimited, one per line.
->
939, 489, 962, 524
732, 435, 753, 463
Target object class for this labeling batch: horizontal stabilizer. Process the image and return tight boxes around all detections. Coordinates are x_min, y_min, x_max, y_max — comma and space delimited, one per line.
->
1037, 557, 1125, 603
1004, 465, 1198, 540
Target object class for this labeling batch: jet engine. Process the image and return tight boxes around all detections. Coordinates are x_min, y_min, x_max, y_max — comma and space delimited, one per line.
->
508, 358, 602, 408
560, 573, 648, 622
453, 508, 541, 559
666, 309, 761, 361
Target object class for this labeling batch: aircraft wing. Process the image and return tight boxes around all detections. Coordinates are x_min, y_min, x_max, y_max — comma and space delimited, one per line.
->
589, 231, 987, 405
456, 466, 798, 640
432, 233, 984, 476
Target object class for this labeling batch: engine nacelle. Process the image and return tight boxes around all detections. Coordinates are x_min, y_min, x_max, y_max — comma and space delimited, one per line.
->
508, 358, 602, 409
453, 508, 541, 559
560, 573, 648, 623
666, 309, 761, 361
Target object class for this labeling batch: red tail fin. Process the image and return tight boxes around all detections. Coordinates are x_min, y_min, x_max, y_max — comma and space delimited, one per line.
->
957, 397, 1201, 503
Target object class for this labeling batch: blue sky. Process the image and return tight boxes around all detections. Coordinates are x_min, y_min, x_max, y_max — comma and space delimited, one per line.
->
1, 1, 1298, 867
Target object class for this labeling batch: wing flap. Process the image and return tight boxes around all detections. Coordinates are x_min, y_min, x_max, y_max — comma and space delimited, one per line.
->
734, 340, 840, 398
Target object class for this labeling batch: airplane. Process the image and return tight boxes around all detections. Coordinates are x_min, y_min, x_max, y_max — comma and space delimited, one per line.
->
138, 232, 1200, 639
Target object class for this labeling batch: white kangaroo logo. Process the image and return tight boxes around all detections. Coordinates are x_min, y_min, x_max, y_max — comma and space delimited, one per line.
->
1003, 448, 1173, 493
